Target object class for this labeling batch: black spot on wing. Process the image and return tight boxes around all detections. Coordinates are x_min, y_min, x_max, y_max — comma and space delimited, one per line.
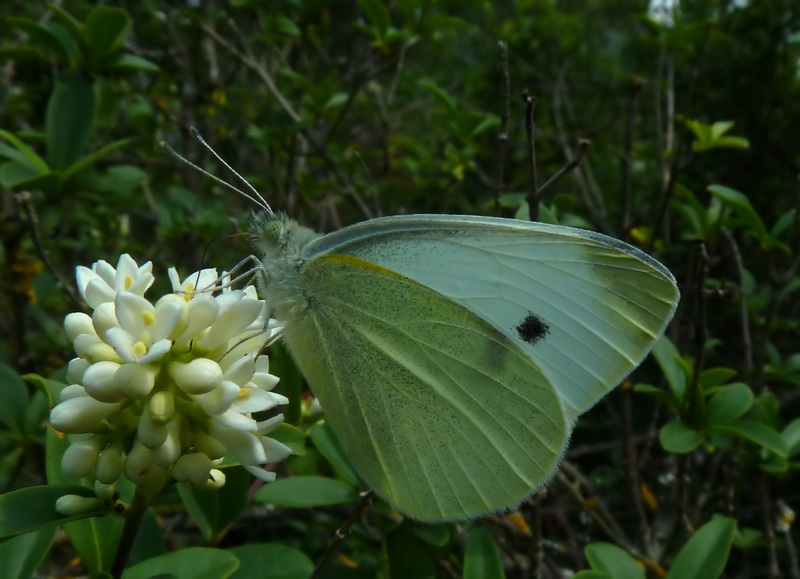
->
516, 313, 550, 345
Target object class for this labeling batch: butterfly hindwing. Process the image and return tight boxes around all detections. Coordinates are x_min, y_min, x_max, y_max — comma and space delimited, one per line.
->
282, 253, 570, 521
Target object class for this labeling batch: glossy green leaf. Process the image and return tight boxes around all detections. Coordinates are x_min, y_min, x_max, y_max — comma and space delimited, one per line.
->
584, 542, 644, 579
699, 368, 737, 390
708, 185, 768, 242
103, 53, 160, 72
269, 423, 306, 457
0, 485, 99, 540
705, 383, 753, 425
358, 0, 391, 36
652, 336, 686, 401
711, 421, 788, 457
85, 7, 130, 59
23, 373, 65, 409
61, 138, 129, 182
178, 466, 251, 543
660, 420, 703, 454
309, 422, 361, 486
464, 526, 505, 579
782, 418, 800, 457
573, 572, 613, 579
0, 364, 29, 434
0, 129, 49, 173
228, 543, 314, 579
253, 475, 359, 508
666, 515, 736, 579
634, 384, 679, 409
123, 547, 239, 579
0, 526, 57, 577
46, 73, 96, 171
414, 524, 451, 547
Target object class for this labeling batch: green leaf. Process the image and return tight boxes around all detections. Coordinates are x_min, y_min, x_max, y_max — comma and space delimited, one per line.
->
711, 421, 788, 457
24, 374, 66, 414
782, 418, 800, 457
634, 384, 679, 409
309, 422, 361, 487
708, 184, 768, 242
0, 527, 57, 577
253, 475, 359, 508
48, 5, 90, 59
228, 544, 314, 579
414, 524, 451, 547
103, 53, 160, 73
705, 383, 753, 425
464, 526, 506, 579
61, 138, 129, 183
0, 364, 30, 435
269, 423, 306, 457
358, 0, 391, 37
573, 573, 613, 579
666, 515, 736, 579
123, 547, 239, 579
46, 73, 96, 171
660, 420, 704, 454
699, 368, 737, 390
652, 336, 686, 402
0, 485, 99, 540
178, 466, 251, 543
85, 7, 130, 60
417, 79, 458, 114
0, 129, 49, 173
584, 542, 645, 579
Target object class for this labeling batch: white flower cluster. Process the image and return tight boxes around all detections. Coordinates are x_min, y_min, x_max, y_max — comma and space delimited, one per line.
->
50, 255, 291, 498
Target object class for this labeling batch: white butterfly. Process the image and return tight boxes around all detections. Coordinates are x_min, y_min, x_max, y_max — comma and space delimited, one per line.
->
251, 210, 679, 522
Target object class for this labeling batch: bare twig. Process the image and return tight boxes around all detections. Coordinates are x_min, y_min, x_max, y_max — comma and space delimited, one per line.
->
760, 473, 780, 578
620, 77, 644, 235
619, 384, 652, 553
538, 139, 591, 196
13, 192, 83, 310
309, 490, 374, 579
495, 41, 511, 214
521, 89, 539, 222
722, 229, 754, 383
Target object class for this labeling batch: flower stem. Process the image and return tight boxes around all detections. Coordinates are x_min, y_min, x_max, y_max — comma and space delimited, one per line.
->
110, 490, 151, 578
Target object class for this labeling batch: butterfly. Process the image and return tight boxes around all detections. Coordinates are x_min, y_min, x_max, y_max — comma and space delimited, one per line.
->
250, 209, 679, 522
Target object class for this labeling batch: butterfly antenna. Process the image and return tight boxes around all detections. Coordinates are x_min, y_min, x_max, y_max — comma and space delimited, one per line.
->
190, 127, 273, 215
159, 139, 272, 214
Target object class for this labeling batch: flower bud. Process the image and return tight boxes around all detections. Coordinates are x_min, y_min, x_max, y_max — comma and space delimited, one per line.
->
138, 464, 167, 497
73, 334, 120, 364
115, 363, 155, 399
67, 358, 91, 384
96, 441, 123, 484
55, 494, 105, 517
205, 469, 226, 490
50, 397, 122, 434
150, 418, 182, 467
149, 391, 175, 424
124, 441, 153, 480
169, 359, 223, 395
94, 480, 116, 501
82, 361, 123, 403
61, 438, 103, 478
138, 407, 168, 449
92, 302, 118, 339
172, 453, 213, 487
64, 313, 95, 342
193, 428, 227, 460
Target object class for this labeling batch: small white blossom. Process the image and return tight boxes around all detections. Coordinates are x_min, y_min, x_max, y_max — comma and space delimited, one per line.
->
51, 254, 290, 498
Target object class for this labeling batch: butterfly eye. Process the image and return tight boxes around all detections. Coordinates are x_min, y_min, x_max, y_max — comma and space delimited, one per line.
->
264, 220, 285, 246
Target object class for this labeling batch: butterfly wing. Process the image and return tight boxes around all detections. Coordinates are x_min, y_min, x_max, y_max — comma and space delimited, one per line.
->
283, 253, 570, 521
305, 215, 679, 422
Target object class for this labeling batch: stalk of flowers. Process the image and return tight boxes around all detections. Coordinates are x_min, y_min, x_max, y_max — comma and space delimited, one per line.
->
50, 254, 291, 506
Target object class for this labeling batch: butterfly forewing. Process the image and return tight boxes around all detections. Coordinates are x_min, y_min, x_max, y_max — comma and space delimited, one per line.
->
282, 253, 570, 521
304, 215, 680, 422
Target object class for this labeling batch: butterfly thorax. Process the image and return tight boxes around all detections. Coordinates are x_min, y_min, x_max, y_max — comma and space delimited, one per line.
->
250, 212, 322, 322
